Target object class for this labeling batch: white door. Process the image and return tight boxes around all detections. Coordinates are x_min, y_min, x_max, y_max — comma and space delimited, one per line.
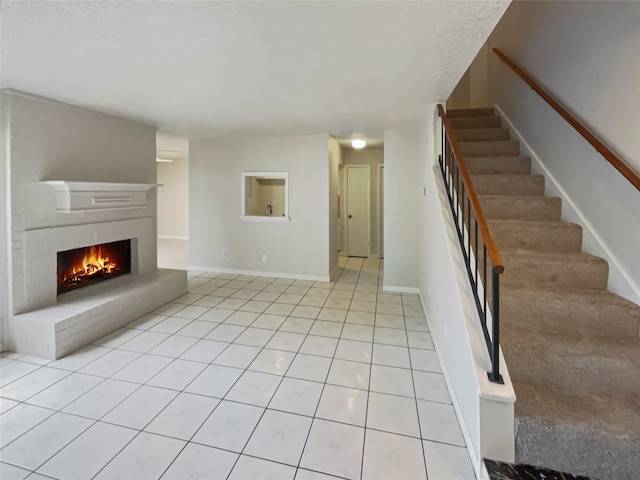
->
346, 165, 370, 257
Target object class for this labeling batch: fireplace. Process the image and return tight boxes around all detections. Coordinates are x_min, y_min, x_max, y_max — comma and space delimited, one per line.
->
57, 240, 132, 295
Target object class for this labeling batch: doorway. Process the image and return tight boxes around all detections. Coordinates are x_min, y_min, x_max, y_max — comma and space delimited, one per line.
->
345, 165, 370, 257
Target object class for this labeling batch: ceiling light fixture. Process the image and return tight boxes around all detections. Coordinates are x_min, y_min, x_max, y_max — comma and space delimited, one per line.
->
351, 133, 366, 149
156, 157, 174, 163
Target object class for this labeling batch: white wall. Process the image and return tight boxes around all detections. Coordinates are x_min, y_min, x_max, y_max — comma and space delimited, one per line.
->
383, 127, 421, 289
447, 42, 490, 110
0, 94, 9, 349
328, 137, 341, 279
341, 147, 384, 257
189, 134, 330, 280
487, 0, 640, 303
3, 90, 158, 315
157, 158, 189, 239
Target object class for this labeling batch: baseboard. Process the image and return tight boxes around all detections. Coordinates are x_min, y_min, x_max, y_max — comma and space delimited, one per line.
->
338, 252, 347, 257
495, 103, 640, 304
158, 235, 189, 241
382, 285, 420, 294
187, 265, 330, 283
418, 288, 484, 477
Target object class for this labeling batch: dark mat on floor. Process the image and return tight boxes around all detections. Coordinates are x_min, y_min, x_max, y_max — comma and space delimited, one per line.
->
484, 459, 597, 480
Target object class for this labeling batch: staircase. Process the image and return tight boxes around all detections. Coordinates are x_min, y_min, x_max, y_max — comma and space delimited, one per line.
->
447, 107, 640, 480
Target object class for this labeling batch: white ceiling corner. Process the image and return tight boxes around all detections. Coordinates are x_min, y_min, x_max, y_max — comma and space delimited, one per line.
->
1, 1, 510, 141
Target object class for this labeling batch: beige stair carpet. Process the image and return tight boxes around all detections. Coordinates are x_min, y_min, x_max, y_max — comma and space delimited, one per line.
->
447, 107, 640, 480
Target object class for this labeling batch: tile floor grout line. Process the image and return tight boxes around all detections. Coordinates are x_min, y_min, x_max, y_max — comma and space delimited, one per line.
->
402, 293, 431, 480
88, 426, 148, 480
358, 257, 385, 480
293, 273, 348, 475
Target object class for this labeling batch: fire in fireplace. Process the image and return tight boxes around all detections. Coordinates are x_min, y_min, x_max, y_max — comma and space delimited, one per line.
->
57, 240, 131, 295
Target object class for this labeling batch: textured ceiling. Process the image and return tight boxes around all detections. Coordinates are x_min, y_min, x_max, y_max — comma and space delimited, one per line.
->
1, 1, 509, 140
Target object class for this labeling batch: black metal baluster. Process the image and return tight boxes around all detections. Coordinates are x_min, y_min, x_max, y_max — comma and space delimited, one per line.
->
489, 271, 504, 384
474, 220, 478, 288
466, 198, 471, 271
460, 182, 465, 236
483, 245, 487, 326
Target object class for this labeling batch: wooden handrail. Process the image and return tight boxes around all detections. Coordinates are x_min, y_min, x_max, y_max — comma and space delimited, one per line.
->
437, 104, 504, 274
493, 48, 640, 192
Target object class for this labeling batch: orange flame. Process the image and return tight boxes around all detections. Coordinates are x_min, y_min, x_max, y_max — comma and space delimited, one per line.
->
64, 245, 118, 282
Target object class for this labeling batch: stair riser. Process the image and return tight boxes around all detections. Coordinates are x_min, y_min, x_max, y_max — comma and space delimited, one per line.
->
453, 128, 510, 142
447, 108, 494, 118
471, 175, 545, 196
501, 255, 608, 290
501, 292, 639, 340
450, 117, 501, 129
515, 417, 640, 480
489, 222, 583, 253
465, 157, 531, 175
459, 141, 520, 157
480, 196, 562, 221
505, 347, 638, 398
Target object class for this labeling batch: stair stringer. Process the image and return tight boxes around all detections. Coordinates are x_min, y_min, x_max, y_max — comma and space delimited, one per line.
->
494, 103, 640, 308
420, 163, 516, 476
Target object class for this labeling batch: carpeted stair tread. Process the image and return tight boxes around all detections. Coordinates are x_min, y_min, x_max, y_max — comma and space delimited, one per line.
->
447, 107, 495, 118
471, 174, 545, 196
480, 195, 561, 221
488, 219, 582, 253
453, 128, 510, 142
513, 380, 640, 444
502, 324, 640, 397
500, 251, 608, 290
465, 156, 532, 175
501, 286, 640, 340
459, 140, 520, 157
513, 381, 640, 480
450, 116, 501, 129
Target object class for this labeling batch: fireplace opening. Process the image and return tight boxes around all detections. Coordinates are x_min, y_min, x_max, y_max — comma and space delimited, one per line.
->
57, 240, 132, 295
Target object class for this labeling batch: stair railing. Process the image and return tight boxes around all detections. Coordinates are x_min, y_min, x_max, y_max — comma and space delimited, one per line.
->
493, 48, 640, 192
437, 104, 504, 384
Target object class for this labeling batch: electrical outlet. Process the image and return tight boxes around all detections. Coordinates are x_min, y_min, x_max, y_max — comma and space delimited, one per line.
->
222, 250, 228, 258
262, 254, 267, 263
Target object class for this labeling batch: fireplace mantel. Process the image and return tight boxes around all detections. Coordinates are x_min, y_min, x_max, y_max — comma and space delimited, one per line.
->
41, 181, 160, 212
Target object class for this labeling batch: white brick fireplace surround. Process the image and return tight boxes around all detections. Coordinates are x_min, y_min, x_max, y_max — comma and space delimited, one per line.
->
2, 90, 187, 359
8, 186, 187, 360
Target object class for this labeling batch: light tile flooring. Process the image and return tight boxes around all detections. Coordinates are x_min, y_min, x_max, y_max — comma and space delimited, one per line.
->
0, 257, 475, 480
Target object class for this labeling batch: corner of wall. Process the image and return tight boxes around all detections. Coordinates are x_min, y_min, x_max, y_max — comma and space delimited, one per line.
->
0, 92, 12, 350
